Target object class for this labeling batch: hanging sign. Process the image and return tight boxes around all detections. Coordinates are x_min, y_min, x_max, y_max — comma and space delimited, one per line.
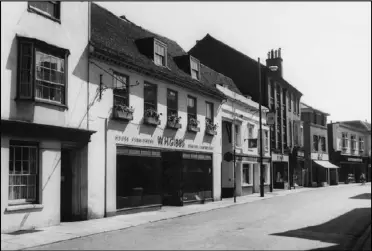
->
266, 112, 276, 126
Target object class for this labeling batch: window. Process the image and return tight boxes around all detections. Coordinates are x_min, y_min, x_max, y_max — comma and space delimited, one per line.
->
235, 124, 241, 147
276, 86, 281, 108
288, 93, 292, 111
300, 124, 304, 147
313, 112, 317, 124
264, 130, 269, 151
17, 37, 68, 105
28, 1, 61, 20
167, 89, 178, 117
113, 73, 129, 107
289, 121, 292, 147
248, 124, 254, 139
9, 141, 38, 204
342, 132, 348, 148
242, 164, 251, 184
293, 97, 297, 114
313, 135, 319, 151
359, 137, 365, 152
144, 82, 157, 112
187, 95, 197, 121
321, 137, 326, 152
190, 57, 200, 80
320, 115, 326, 126
270, 81, 275, 108
154, 40, 166, 66
205, 102, 214, 124
351, 135, 357, 150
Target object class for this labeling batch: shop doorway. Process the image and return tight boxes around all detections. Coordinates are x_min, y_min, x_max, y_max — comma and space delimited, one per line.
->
273, 162, 289, 189
61, 149, 73, 222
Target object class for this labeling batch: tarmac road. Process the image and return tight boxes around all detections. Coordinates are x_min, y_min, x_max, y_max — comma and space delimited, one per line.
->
27, 184, 371, 250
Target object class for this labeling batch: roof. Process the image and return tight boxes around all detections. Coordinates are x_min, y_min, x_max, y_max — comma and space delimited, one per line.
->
300, 102, 330, 116
340, 120, 371, 132
90, 3, 226, 100
188, 34, 303, 102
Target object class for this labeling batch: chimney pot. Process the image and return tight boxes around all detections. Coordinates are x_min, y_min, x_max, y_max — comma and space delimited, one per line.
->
271, 49, 274, 59
278, 48, 281, 58
275, 50, 278, 58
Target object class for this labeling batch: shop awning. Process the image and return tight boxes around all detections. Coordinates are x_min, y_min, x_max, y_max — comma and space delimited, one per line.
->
313, 160, 340, 169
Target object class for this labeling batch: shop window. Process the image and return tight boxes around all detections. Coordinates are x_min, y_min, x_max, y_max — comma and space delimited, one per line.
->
187, 95, 197, 122
154, 40, 167, 67
113, 72, 129, 107
264, 164, 270, 183
9, 141, 39, 205
28, 1, 61, 21
167, 89, 178, 117
190, 57, 200, 80
144, 82, 157, 112
313, 135, 319, 151
17, 37, 68, 105
235, 124, 241, 147
242, 164, 252, 184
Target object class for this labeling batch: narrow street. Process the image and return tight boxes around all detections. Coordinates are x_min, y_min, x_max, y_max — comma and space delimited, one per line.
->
27, 184, 371, 250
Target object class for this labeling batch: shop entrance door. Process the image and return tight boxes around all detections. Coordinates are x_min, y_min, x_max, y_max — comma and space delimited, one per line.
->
61, 149, 73, 222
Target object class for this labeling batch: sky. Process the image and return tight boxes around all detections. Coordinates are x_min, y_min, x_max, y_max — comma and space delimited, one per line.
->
96, 2, 371, 123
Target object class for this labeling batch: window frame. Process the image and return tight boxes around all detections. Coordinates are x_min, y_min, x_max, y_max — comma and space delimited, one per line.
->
153, 39, 167, 67
235, 124, 242, 147
264, 130, 269, 152
359, 137, 365, 152
342, 132, 349, 148
16, 36, 69, 108
167, 88, 178, 118
205, 101, 214, 124
190, 56, 201, 81
113, 72, 130, 107
143, 82, 158, 113
8, 140, 39, 206
187, 95, 197, 122
321, 136, 326, 152
28, 1, 61, 23
313, 135, 319, 151
242, 164, 252, 185
351, 134, 357, 151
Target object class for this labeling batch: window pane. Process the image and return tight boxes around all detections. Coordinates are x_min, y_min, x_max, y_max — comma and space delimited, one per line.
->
206, 103, 212, 120
188, 97, 195, 108
167, 90, 177, 110
29, 1, 58, 18
9, 186, 14, 200
144, 83, 157, 108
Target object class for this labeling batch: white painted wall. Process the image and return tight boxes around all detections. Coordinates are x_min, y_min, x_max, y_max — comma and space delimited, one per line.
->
87, 59, 223, 216
333, 123, 370, 157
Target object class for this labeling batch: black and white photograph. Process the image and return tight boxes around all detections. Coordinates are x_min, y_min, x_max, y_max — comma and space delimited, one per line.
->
1, 1, 371, 250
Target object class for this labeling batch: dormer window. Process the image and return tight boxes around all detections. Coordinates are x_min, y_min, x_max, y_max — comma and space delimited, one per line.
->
190, 57, 200, 80
154, 40, 166, 67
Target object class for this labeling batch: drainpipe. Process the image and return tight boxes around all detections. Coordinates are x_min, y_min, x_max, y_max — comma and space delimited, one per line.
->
104, 118, 107, 217
87, 2, 91, 130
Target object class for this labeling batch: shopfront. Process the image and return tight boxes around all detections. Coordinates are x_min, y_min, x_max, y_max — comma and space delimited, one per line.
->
272, 153, 290, 190
311, 153, 339, 186
111, 130, 217, 214
338, 155, 367, 183
291, 148, 306, 187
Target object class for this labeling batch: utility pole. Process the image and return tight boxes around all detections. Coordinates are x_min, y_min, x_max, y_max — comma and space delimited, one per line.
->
233, 95, 237, 203
258, 58, 264, 197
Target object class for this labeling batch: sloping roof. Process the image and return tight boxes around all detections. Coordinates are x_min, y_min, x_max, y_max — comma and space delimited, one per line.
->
90, 3, 226, 100
300, 102, 330, 116
341, 120, 371, 132
189, 34, 303, 103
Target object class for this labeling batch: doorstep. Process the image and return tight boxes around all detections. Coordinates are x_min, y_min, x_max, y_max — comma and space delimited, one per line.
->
0, 186, 327, 250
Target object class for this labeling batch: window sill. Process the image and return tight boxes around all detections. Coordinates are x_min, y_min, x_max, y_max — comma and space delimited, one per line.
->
6, 204, 44, 212
15, 97, 68, 110
28, 6, 61, 24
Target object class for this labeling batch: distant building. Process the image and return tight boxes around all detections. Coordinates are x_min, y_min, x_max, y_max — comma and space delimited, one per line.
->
189, 35, 303, 190
301, 103, 338, 187
327, 120, 371, 183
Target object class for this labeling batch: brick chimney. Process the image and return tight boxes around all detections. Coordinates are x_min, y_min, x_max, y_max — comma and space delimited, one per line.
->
266, 48, 283, 78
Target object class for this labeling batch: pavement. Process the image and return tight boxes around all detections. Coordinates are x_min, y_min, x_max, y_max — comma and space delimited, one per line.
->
1, 183, 370, 250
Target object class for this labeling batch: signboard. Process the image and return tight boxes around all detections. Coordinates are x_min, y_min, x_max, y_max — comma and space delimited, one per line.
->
297, 151, 305, 157
266, 112, 276, 126
272, 153, 289, 162
311, 152, 329, 161
347, 158, 363, 163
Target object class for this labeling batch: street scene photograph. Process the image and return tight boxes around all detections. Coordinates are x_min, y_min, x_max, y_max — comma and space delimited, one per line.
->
1, 1, 371, 250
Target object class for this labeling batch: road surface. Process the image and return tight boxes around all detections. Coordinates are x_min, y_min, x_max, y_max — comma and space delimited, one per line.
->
27, 184, 371, 250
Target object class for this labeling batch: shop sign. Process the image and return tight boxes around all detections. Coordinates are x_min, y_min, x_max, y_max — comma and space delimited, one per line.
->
297, 151, 304, 157
311, 152, 329, 161
347, 158, 363, 163
272, 153, 288, 162
157, 136, 185, 148
266, 112, 276, 126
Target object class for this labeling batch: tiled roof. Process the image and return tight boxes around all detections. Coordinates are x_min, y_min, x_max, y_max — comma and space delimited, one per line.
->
90, 3, 226, 100
341, 120, 371, 132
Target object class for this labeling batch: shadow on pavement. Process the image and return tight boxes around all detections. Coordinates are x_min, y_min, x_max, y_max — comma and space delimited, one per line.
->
349, 193, 371, 200
271, 208, 371, 251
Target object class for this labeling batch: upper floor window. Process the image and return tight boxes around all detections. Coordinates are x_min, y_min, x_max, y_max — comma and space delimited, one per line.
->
28, 1, 61, 21
313, 135, 319, 151
17, 37, 68, 105
293, 97, 297, 114
205, 102, 214, 124
248, 124, 254, 139
144, 82, 157, 112
342, 132, 348, 148
167, 89, 178, 117
154, 40, 166, 67
190, 57, 200, 80
321, 137, 326, 152
9, 141, 39, 205
351, 135, 357, 150
187, 95, 197, 121
113, 72, 129, 107
235, 124, 241, 147
264, 130, 269, 151
359, 137, 365, 152
313, 112, 317, 124
288, 93, 292, 111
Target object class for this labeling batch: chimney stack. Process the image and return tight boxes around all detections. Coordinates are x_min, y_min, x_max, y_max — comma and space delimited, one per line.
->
266, 47, 283, 78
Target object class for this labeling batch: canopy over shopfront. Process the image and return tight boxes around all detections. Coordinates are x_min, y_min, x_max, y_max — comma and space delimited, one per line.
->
313, 160, 339, 169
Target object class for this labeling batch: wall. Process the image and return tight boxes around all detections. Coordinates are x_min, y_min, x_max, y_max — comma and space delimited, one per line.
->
87, 59, 223, 216
332, 123, 369, 156
1, 2, 89, 130
1, 136, 61, 233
